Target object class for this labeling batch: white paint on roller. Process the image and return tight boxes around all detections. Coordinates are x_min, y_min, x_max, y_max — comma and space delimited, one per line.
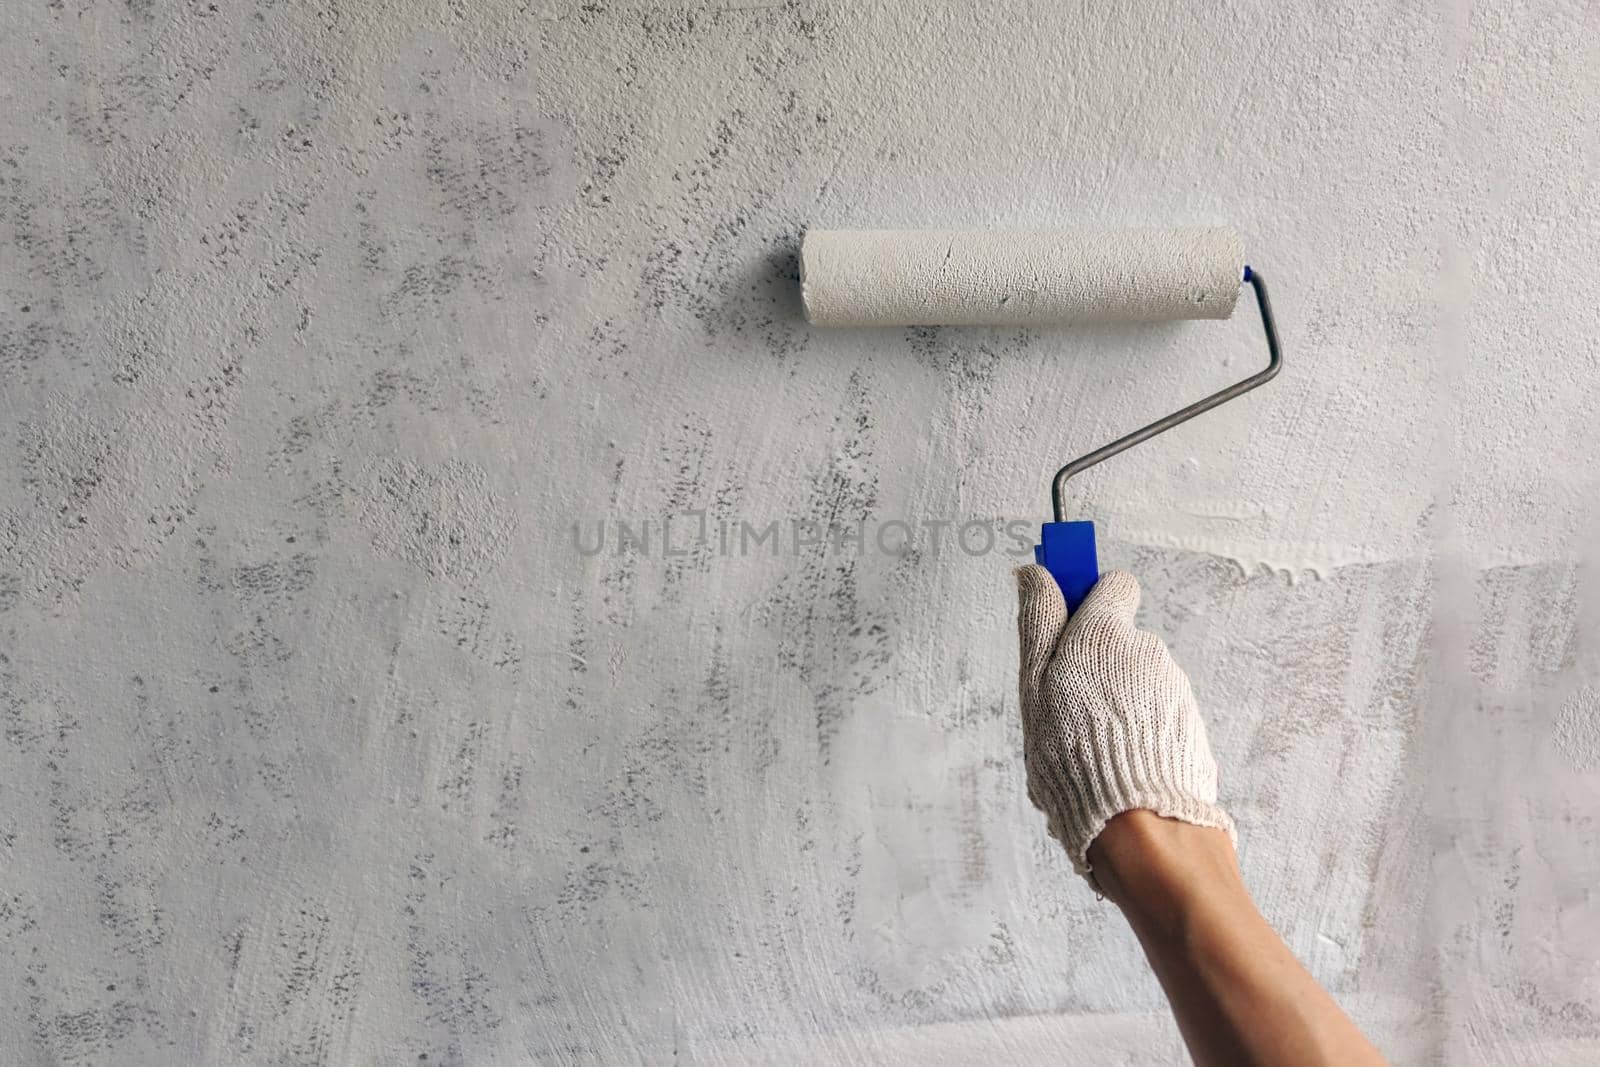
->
1555, 687, 1600, 771
801, 227, 1243, 326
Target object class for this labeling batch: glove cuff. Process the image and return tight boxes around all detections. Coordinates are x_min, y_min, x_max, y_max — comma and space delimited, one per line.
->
1035, 768, 1236, 881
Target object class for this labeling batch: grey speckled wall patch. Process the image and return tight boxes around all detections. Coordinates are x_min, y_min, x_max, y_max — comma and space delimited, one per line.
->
3, 1, 1599, 1063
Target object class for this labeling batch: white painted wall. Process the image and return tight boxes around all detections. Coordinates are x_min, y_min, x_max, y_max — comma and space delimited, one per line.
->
2, 1, 1598, 1063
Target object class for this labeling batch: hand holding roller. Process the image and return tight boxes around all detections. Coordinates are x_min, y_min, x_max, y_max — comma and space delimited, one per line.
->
800, 227, 1283, 610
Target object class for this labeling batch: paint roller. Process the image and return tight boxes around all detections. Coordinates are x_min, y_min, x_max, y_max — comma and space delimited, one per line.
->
800, 227, 1281, 610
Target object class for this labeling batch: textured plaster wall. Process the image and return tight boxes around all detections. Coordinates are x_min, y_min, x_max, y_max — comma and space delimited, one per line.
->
2, 1, 1599, 1064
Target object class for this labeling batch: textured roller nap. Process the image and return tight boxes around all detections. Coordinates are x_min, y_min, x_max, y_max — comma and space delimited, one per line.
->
801, 227, 1244, 327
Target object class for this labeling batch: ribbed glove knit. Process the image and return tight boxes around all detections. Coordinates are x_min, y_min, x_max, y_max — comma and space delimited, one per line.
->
1015, 565, 1236, 880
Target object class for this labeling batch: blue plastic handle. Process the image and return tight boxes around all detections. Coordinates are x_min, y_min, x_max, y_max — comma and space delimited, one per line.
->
1034, 521, 1100, 612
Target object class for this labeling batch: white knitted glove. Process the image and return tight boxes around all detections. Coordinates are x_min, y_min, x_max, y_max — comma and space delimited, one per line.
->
1015, 564, 1236, 879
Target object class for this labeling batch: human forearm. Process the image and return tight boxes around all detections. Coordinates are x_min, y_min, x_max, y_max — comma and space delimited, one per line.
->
1090, 811, 1390, 1067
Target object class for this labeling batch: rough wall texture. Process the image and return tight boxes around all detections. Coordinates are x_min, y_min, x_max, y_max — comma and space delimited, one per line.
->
3, 1, 1599, 1064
